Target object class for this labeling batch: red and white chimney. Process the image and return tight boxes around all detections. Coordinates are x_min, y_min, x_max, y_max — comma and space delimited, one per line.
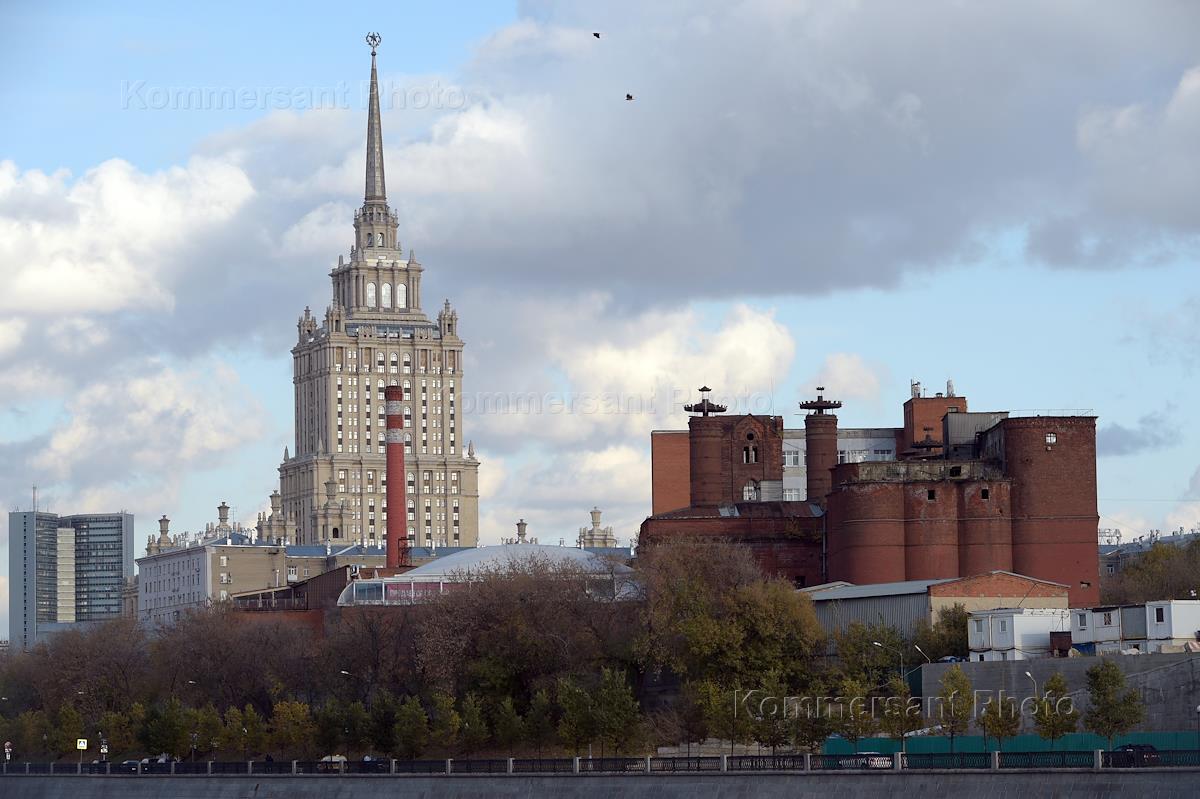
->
384, 385, 410, 568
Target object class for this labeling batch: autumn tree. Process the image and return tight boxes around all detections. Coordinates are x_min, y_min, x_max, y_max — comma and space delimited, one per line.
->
912, 604, 970, 661
394, 697, 430, 759
878, 675, 924, 752
458, 693, 489, 755
1033, 672, 1080, 749
978, 694, 1020, 752
935, 665, 973, 753
833, 677, 877, 753
270, 700, 316, 758
593, 668, 640, 756
1084, 660, 1144, 749
490, 697, 524, 756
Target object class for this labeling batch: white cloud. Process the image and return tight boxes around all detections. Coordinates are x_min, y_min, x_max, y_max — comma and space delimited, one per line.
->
807, 353, 886, 402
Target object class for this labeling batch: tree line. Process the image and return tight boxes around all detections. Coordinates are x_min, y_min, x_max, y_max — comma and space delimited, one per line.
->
0, 539, 1151, 761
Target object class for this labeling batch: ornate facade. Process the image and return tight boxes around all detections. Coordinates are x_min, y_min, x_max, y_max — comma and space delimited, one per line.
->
266, 38, 480, 547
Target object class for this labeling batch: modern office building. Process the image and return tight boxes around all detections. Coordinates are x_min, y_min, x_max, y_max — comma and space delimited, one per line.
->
7, 510, 134, 649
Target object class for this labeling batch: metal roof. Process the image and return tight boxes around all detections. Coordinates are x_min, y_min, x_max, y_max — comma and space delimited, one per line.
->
802, 578, 953, 602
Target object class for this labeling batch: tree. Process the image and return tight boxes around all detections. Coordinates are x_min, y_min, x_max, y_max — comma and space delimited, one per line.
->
1084, 660, 1144, 749
342, 701, 371, 757
878, 675, 924, 752
912, 604, 970, 662
220, 704, 267, 760
186, 704, 223, 759
751, 673, 793, 755
459, 693, 489, 755
139, 698, 189, 758
491, 697, 524, 756
556, 677, 597, 755
693, 679, 753, 754
1034, 672, 1080, 749
314, 702, 344, 757
935, 665, 973, 753
96, 709, 137, 758
394, 697, 429, 759
790, 696, 833, 754
833, 677, 877, 754
52, 704, 84, 758
524, 688, 555, 756
834, 622, 906, 687
428, 692, 460, 752
978, 694, 1020, 752
369, 690, 400, 756
593, 668, 640, 756
270, 700, 315, 758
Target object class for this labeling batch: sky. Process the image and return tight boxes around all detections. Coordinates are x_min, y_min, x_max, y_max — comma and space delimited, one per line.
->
2, 1, 1200, 637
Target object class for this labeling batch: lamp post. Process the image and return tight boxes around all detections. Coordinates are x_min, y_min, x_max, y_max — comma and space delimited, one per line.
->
873, 641, 905, 678
1024, 671, 1039, 700
1194, 705, 1199, 753
190, 732, 198, 763
914, 644, 932, 664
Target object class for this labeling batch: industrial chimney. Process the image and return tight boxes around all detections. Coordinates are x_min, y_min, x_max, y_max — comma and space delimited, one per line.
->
384, 385, 411, 568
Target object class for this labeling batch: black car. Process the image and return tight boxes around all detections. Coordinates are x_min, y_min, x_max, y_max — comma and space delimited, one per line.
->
1109, 744, 1160, 767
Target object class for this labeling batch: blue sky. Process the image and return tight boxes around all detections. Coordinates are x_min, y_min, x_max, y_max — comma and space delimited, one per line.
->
2, 1, 1200, 637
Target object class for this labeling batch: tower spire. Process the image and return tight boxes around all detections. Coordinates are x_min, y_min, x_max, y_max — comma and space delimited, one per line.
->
364, 32, 386, 204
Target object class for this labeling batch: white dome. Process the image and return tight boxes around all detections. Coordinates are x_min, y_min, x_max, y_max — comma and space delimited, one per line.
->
337, 543, 633, 606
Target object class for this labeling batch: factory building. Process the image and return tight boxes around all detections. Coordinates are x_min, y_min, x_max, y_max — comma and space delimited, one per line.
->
642, 381, 1101, 606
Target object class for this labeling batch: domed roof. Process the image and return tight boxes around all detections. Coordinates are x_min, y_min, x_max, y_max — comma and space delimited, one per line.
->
337, 543, 634, 606
399, 542, 630, 581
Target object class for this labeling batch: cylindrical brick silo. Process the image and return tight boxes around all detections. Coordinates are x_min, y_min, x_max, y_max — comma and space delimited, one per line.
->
903, 482, 959, 580
957, 481, 1013, 577
827, 481, 906, 584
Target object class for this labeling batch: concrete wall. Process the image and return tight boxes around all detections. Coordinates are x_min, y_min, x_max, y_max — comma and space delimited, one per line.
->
920, 653, 1200, 732
1, 772, 1196, 799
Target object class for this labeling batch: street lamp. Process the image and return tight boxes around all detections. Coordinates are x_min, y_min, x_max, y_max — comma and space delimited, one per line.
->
873, 641, 905, 678
914, 644, 932, 664
1024, 671, 1039, 700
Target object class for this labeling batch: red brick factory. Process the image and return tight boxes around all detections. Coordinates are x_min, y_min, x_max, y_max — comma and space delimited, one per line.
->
640, 383, 1101, 606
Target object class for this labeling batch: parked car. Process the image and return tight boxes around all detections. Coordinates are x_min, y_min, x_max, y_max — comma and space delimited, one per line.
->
837, 752, 892, 769
116, 760, 141, 773
1109, 744, 1160, 768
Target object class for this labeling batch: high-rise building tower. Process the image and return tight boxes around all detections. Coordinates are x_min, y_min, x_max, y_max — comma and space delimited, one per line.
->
7, 510, 134, 650
275, 34, 480, 548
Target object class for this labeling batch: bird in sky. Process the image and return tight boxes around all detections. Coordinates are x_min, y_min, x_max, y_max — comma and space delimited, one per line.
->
626, 93, 634, 101
593, 32, 601, 38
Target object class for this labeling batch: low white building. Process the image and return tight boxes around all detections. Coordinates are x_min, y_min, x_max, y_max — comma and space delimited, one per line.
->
968, 608, 1070, 662
1145, 600, 1200, 652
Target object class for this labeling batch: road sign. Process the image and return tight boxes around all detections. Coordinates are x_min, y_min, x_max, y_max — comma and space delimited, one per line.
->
76, 738, 88, 750
100, 743, 109, 755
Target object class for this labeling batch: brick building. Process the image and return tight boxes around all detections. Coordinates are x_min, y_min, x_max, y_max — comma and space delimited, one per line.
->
642, 382, 1101, 605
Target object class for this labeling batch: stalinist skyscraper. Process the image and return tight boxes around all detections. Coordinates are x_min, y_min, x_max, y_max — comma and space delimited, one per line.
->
266, 34, 480, 548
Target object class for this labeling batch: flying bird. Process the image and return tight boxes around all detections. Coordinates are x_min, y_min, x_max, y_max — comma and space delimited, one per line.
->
593, 32, 601, 38
626, 93, 634, 101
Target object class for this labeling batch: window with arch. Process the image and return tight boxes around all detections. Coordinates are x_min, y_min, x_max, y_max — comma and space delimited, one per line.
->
403, 405, 412, 428
407, 498, 416, 522
396, 282, 408, 308
404, 432, 412, 454
381, 283, 392, 308
402, 379, 411, 400
376, 232, 384, 247
366, 282, 377, 308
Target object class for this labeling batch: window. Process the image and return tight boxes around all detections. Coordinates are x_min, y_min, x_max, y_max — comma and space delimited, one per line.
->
1102, 612, 1113, 625
397, 282, 407, 309
1106, 563, 1115, 575
782, 489, 801, 501
1000, 652, 1008, 661
219, 555, 228, 567
927, 489, 936, 500
366, 282, 377, 308
784, 450, 801, 467
974, 620, 983, 633
981, 488, 990, 500
377, 232, 384, 247
742, 481, 759, 501
1045, 432, 1057, 445
1078, 613, 1087, 629
999, 620, 1007, 632
977, 654, 985, 662
381, 283, 392, 308
1155, 607, 1165, 623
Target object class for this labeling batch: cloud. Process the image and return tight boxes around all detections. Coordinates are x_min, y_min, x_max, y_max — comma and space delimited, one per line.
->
806, 353, 886, 402
1096, 411, 1178, 457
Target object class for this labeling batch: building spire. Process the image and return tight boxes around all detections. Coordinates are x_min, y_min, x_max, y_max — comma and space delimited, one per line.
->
364, 32, 387, 204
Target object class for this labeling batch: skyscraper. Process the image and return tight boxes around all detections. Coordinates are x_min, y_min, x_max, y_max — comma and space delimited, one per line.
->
269, 35, 480, 548
7, 510, 135, 650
